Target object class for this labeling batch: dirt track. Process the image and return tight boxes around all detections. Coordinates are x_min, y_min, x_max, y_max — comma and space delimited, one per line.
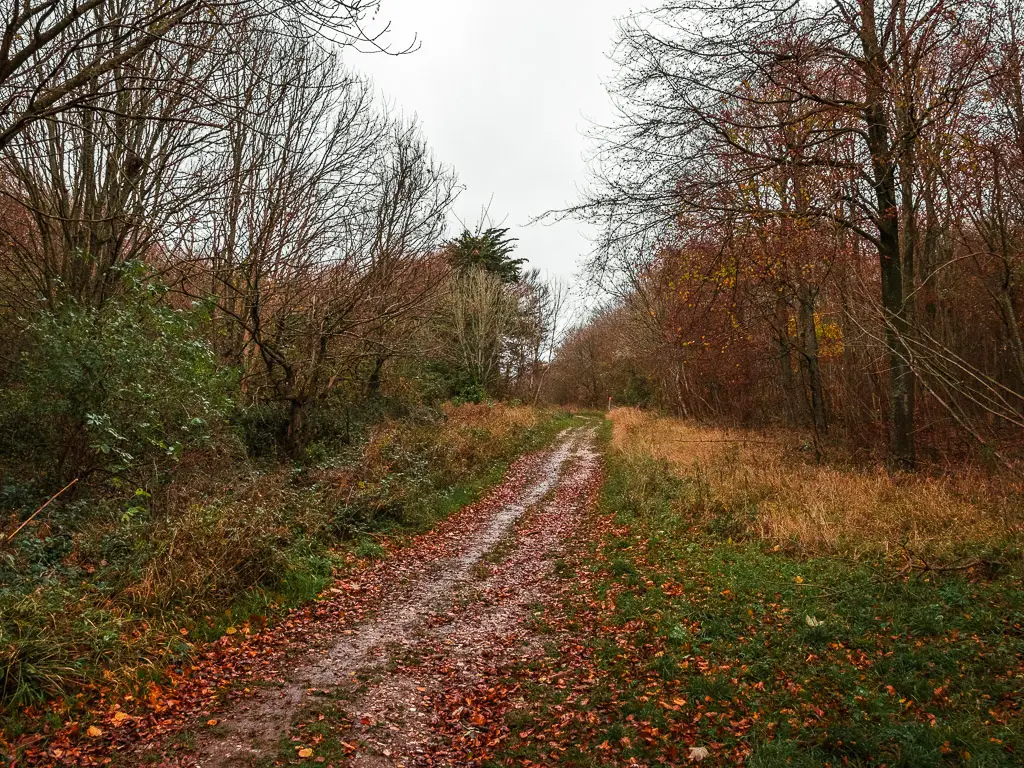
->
144, 425, 601, 767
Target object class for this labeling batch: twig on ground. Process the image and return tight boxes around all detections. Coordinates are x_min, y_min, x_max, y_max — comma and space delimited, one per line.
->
3, 478, 78, 544
894, 543, 989, 578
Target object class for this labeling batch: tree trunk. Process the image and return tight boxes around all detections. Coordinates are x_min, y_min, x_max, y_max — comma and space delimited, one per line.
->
880, 251, 916, 468
366, 354, 386, 398
996, 290, 1024, 392
860, 0, 916, 468
286, 398, 306, 454
797, 284, 828, 435
775, 296, 800, 427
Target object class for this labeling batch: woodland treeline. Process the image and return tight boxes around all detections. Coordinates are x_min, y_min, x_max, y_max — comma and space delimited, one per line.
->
0, 0, 566, 491
547, 0, 1024, 467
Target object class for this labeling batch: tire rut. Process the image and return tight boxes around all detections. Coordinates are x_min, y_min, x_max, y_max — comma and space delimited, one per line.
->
183, 426, 597, 767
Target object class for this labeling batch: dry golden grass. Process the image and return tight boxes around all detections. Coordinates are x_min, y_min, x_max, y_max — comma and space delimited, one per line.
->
441, 401, 540, 433
358, 402, 540, 477
610, 408, 1024, 560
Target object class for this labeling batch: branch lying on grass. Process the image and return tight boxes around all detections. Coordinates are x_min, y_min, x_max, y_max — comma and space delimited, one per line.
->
894, 544, 993, 578
3, 478, 78, 545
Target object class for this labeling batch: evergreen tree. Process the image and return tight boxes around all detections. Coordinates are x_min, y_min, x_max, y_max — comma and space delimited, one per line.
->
445, 227, 526, 283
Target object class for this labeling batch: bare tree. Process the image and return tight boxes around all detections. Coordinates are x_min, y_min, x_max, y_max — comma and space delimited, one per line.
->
179, 26, 456, 447
446, 267, 519, 396
0, 23, 217, 314
572, 0, 995, 467
517, 272, 572, 403
0, 0, 391, 152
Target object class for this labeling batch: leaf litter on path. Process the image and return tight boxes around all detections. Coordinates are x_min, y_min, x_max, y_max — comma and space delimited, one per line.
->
20, 427, 602, 767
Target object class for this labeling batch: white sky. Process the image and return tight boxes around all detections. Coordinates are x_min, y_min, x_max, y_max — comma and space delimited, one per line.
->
354, 0, 637, 283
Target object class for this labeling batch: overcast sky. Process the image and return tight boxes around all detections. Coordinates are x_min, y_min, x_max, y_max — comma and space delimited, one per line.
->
354, 1, 637, 283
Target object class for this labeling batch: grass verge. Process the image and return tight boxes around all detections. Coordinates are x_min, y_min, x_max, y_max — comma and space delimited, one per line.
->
609, 408, 1024, 563
493, 419, 1024, 767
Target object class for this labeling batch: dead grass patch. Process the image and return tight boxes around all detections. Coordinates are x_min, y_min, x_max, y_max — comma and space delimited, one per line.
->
609, 408, 1024, 560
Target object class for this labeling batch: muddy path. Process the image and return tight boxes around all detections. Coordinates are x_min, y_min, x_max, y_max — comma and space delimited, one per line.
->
140, 425, 601, 767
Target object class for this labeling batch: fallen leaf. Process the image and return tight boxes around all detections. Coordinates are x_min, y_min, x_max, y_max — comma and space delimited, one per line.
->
298, 747, 313, 758
86, 726, 103, 738
689, 745, 711, 762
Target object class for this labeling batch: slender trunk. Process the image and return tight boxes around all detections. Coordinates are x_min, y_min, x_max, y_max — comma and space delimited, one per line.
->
992, 160, 1024, 393
366, 354, 385, 398
797, 284, 828, 435
919, 175, 943, 333
836, 253, 860, 437
996, 290, 1024, 391
286, 397, 306, 453
672, 355, 690, 419
898, 139, 919, 458
880, 228, 916, 469
775, 296, 800, 427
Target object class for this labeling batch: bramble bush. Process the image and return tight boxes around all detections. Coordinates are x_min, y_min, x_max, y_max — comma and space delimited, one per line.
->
0, 268, 233, 490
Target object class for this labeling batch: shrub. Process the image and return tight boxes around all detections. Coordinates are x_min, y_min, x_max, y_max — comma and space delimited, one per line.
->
0, 399, 569, 721
326, 402, 552, 535
0, 268, 233, 488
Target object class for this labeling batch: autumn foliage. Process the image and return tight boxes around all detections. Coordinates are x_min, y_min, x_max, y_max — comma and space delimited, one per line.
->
551, 0, 1024, 469
489, 412, 1024, 767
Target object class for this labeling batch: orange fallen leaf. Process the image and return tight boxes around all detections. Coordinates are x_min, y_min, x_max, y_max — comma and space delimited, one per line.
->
86, 725, 103, 738
298, 747, 313, 758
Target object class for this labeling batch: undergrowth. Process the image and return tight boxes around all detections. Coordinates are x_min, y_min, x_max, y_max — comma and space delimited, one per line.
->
495, 420, 1024, 767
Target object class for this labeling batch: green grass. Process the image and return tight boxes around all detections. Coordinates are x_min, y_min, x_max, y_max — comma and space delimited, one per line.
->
261, 691, 359, 768
494, 447, 1024, 767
